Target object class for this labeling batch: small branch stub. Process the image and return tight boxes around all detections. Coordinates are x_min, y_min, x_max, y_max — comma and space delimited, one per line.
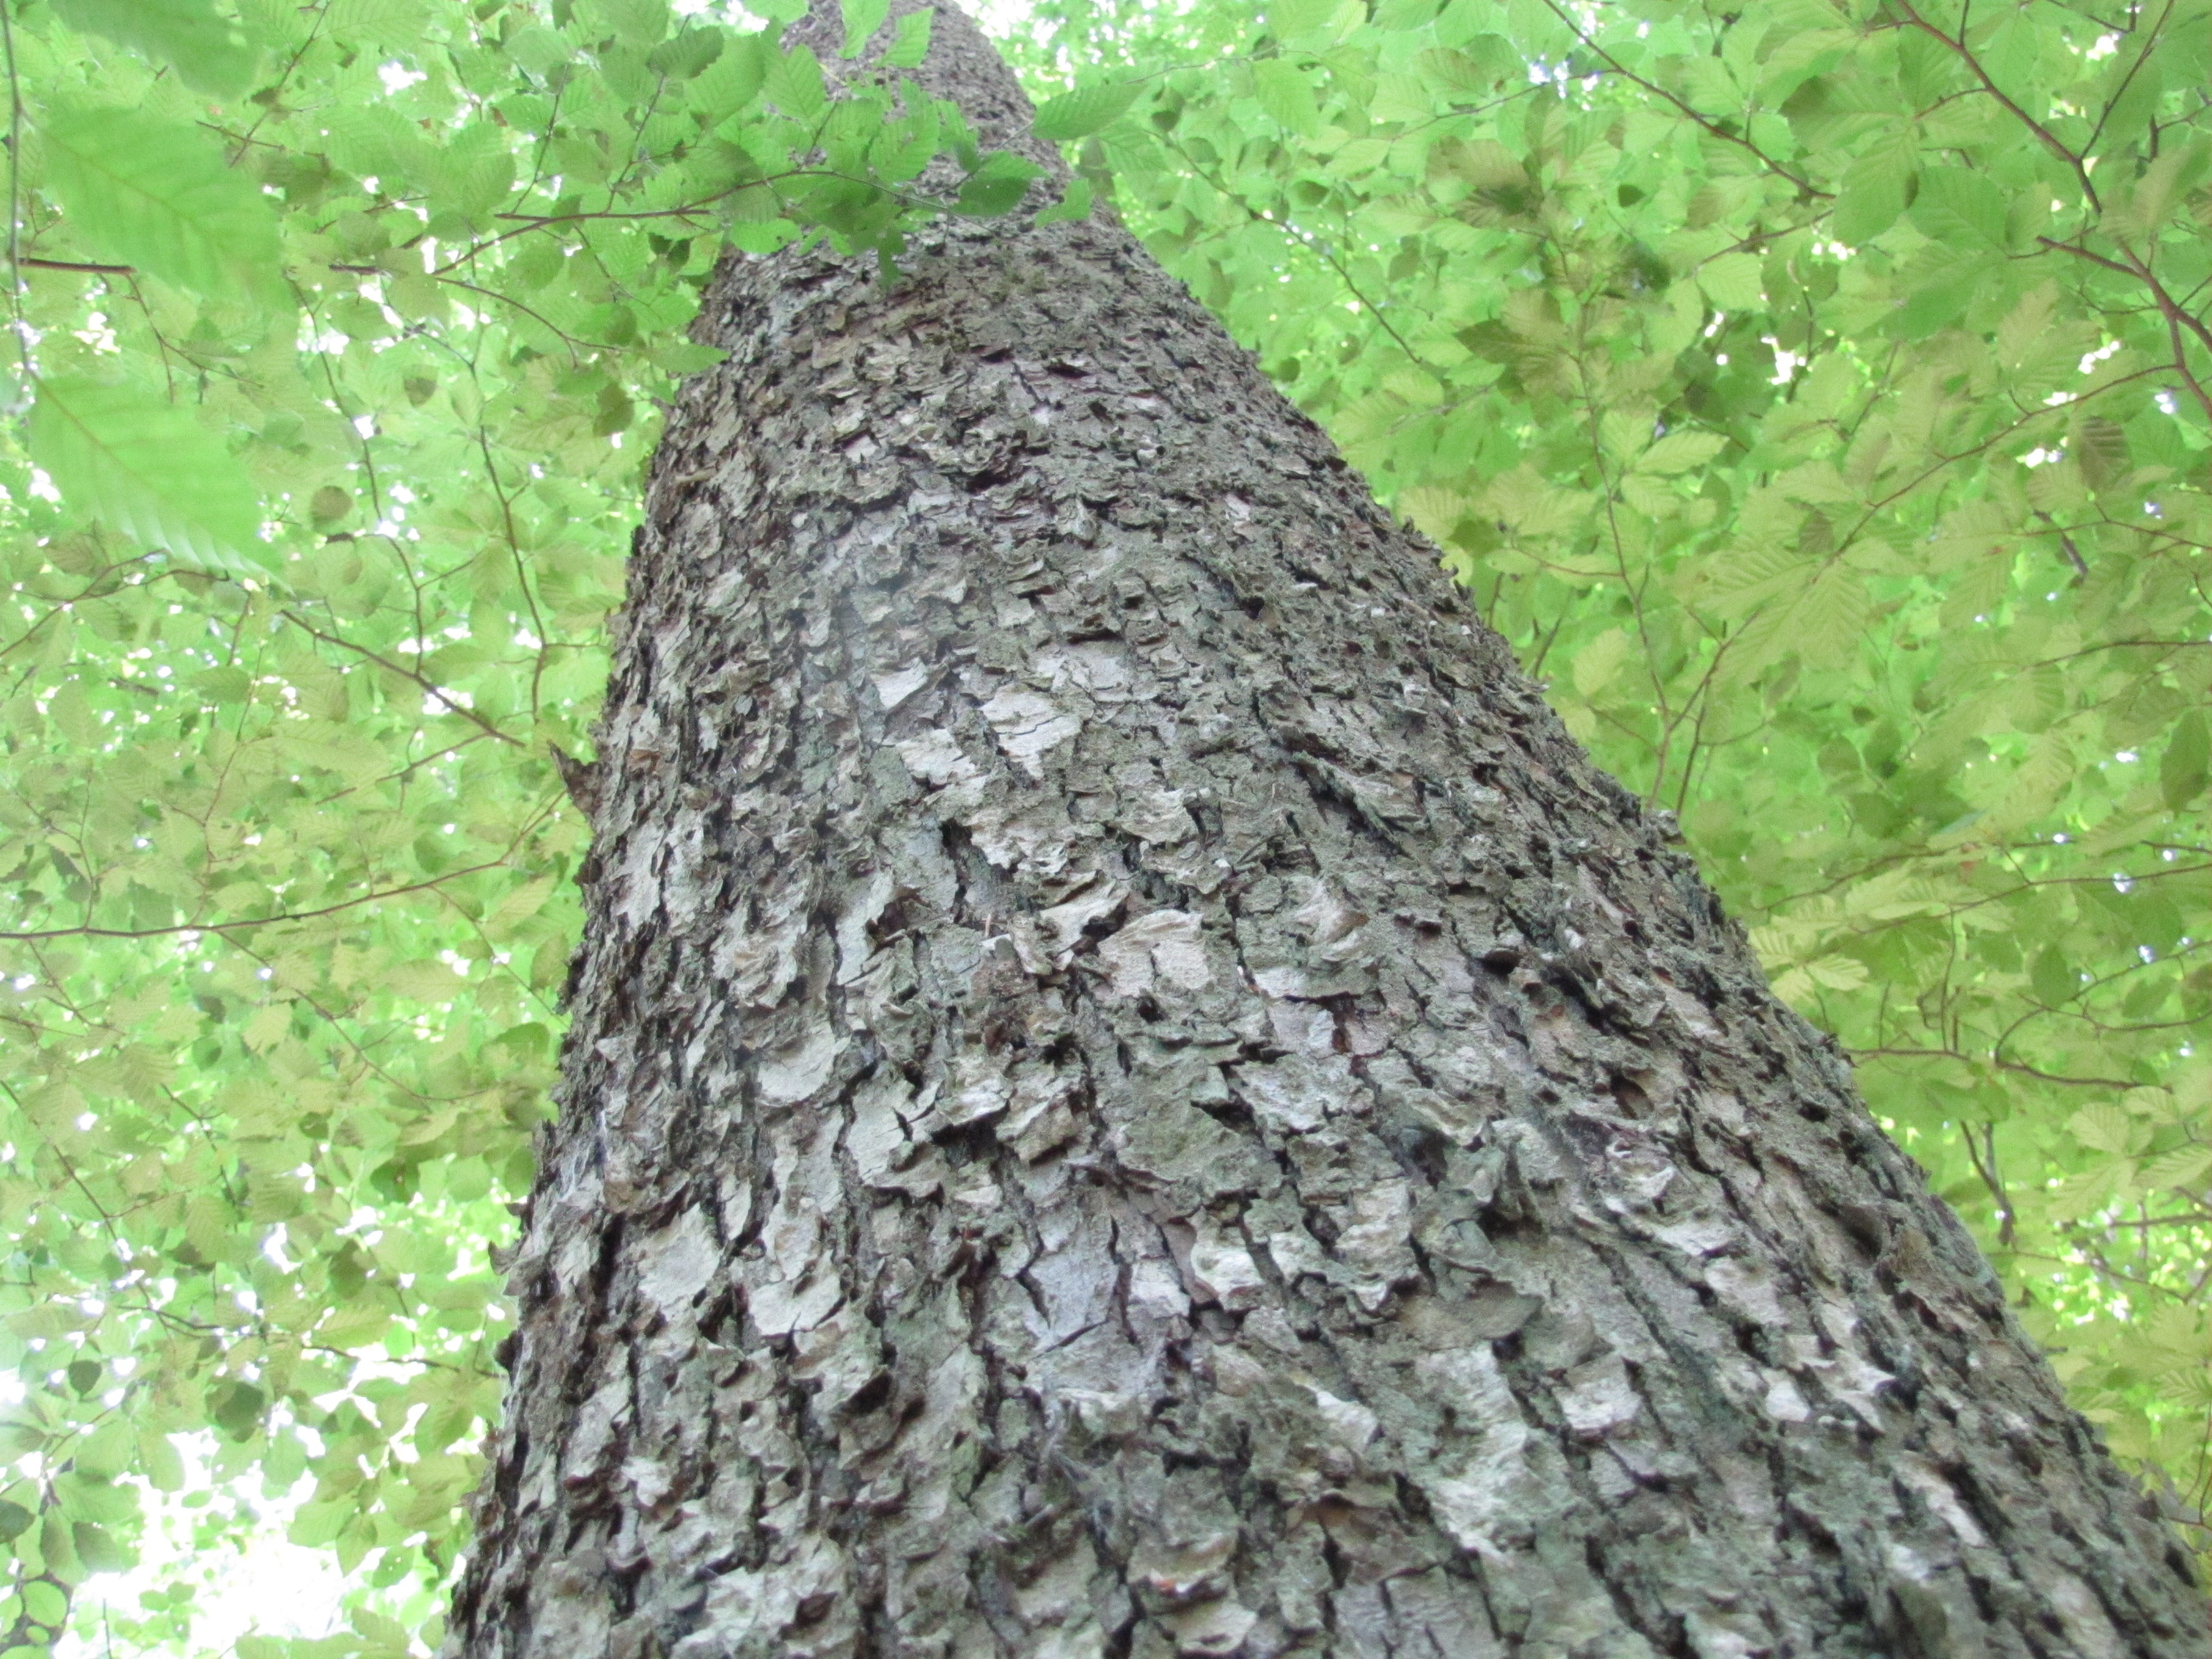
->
550, 743, 602, 819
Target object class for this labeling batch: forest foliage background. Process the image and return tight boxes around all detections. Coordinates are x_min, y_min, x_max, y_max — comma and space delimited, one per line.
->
0, 0, 2206, 1649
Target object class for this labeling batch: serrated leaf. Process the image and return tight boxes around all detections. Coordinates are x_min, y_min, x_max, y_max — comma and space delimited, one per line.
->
207, 1377, 267, 1439
323, 0, 431, 46
323, 102, 437, 189
1639, 430, 1727, 475
1981, 9, 2041, 89
1700, 545, 1813, 620
1253, 57, 1320, 137
839, 0, 889, 56
1804, 954, 1870, 991
2067, 1103, 2138, 1156
1909, 166, 2009, 248
954, 151, 1042, 217
2030, 946, 2076, 1007
1416, 44, 1501, 95
1033, 81, 1140, 144
1035, 175, 1093, 225
505, 22, 572, 77
764, 44, 828, 123
28, 378, 268, 579
1996, 282, 2060, 370
691, 29, 771, 116
139, 1432, 184, 1493
2139, 1144, 2212, 1193
49, 0, 259, 96
2163, 711, 2208, 810
288, 1499, 354, 1549
2073, 416, 2128, 493
1270, 0, 1341, 45
1697, 252, 1765, 310
648, 26, 725, 79
1396, 486, 1470, 540
1831, 154, 1906, 245
432, 123, 515, 222
882, 9, 932, 67
1475, 465, 1588, 537
1571, 628, 1632, 697
2112, 138, 2209, 240
486, 876, 556, 939
39, 102, 282, 302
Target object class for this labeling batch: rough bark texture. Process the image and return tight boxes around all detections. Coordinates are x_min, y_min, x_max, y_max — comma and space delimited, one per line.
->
446, 7, 2210, 1656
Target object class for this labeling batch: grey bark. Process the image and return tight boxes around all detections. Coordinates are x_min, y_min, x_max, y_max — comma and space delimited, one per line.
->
445, 6, 2210, 1656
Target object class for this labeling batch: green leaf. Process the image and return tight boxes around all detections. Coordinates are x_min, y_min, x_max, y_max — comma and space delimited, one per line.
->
73, 1521, 130, 1574
955, 151, 1043, 216
1639, 430, 1727, 475
505, 23, 573, 77
1033, 81, 1141, 143
764, 44, 828, 123
323, 0, 433, 47
432, 122, 516, 223
1253, 57, 1320, 137
288, 1498, 354, 1550
27, 378, 268, 580
2067, 1103, 2139, 1156
883, 9, 933, 67
38, 102, 282, 302
1832, 154, 1906, 245
1036, 175, 1093, 224
1697, 252, 1765, 310
839, 0, 890, 56
1269, 0, 1341, 46
23, 1574, 67, 1622
207, 1378, 267, 1441
49, 0, 259, 96
691, 29, 771, 116
1908, 166, 2010, 249
1571, 627, 1632, 697
2073, 416, 2129, 493
139, 1432, 184, 1493
2163, 711, 2208, 811
2030, 946, 2076, 1007
648, 26, 725, 79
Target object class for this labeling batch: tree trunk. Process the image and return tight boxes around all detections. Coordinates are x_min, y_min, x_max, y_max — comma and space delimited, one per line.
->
445, 7, 2208, 1655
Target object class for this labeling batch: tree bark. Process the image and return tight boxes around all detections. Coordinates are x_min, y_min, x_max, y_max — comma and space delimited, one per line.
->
445, 6, 2209, 1655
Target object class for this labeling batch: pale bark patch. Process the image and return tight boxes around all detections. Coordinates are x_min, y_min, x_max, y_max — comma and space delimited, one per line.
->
981, 685, 1081, 774
1097, 908, 1209, 996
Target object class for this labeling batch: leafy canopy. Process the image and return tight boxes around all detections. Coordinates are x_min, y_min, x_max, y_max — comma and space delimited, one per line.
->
0, 0, 2208, 1650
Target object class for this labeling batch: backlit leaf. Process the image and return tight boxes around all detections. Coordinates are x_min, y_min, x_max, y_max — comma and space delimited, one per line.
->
49, 0, 259, 96
1033, 81, 1141, 143
1253, 58, 1320, 137
840, 0, 890, 56
27, 378, 267, 579
884, 9, 933, 67
38, 102, 282, 301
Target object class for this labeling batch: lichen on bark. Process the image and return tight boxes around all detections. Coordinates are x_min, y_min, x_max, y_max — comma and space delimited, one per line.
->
445, 6, 2212, 1655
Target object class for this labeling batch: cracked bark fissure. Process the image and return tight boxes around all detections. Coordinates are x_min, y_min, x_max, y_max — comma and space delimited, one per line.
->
445, 7, 2210, 1656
